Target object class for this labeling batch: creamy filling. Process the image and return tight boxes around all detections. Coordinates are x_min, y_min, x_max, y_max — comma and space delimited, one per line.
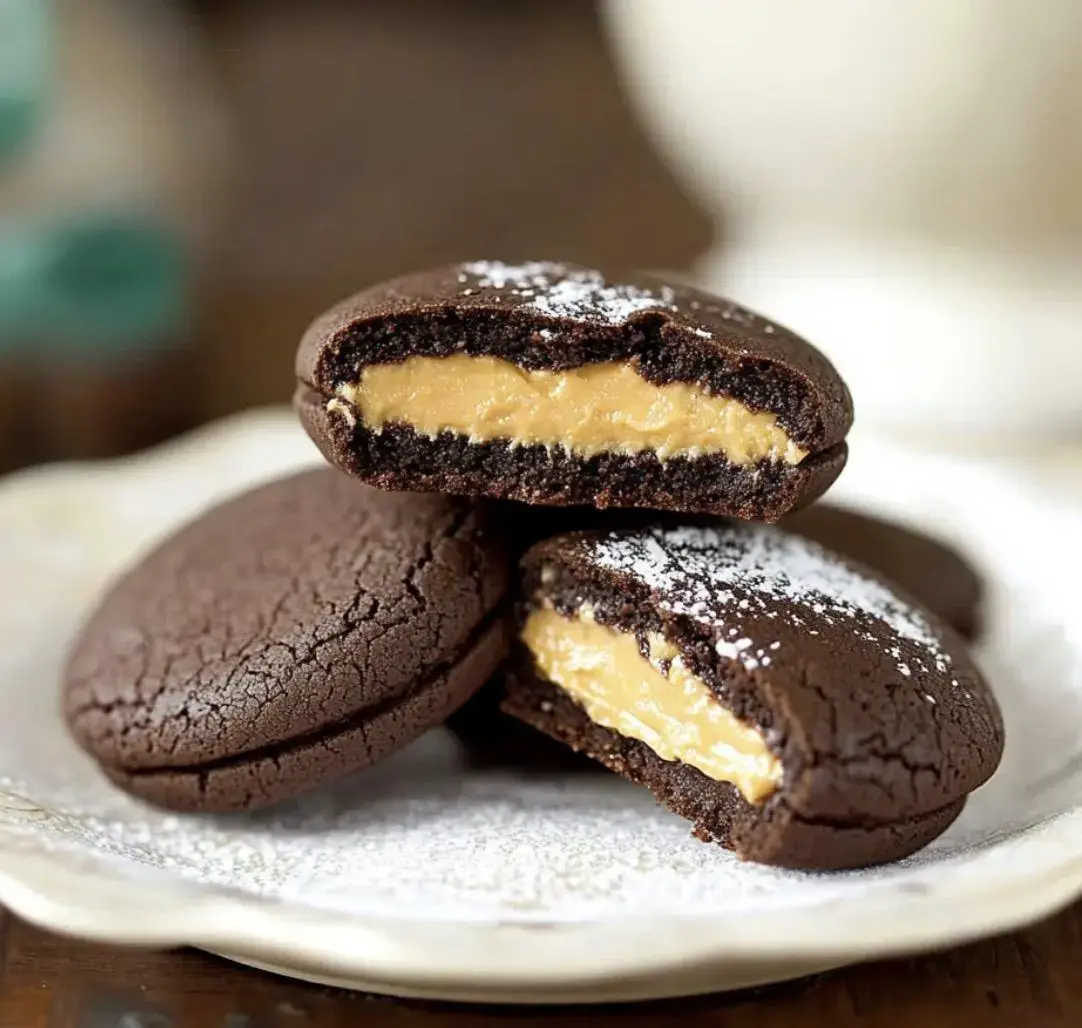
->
521, 605, 782, 803
335, 354, 806, 465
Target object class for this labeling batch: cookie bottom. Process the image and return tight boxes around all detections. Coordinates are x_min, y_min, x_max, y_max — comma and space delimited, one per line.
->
502, 667, 966, 871
102, 614, 511, 813
295, 387, 846, 521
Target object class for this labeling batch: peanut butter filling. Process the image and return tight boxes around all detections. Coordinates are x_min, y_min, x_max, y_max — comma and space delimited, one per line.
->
521, 606, 782, 803
335, 355, 806, 465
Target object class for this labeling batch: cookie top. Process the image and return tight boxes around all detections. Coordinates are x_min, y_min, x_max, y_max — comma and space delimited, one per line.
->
64, 469, 512, 779
521, 523, 1003, 828
783, 504, 984, 639
296, 260, 852, 458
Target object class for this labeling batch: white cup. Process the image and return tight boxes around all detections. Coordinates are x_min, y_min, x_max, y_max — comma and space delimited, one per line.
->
603, 0, 1082, 444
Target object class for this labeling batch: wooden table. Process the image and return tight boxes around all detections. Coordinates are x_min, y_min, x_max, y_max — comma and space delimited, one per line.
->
2, 904, 1079, 1027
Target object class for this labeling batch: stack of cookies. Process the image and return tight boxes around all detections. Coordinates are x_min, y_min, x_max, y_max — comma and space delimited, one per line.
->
64, 261, 1003, 870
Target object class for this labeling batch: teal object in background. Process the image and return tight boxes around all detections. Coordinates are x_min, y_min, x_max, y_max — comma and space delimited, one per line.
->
0, 214, 188, 355
0, 0, 49, 163
0, 2, 188, 359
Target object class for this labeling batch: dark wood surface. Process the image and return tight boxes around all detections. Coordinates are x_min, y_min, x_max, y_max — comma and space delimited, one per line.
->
2, 904, 1081, 1026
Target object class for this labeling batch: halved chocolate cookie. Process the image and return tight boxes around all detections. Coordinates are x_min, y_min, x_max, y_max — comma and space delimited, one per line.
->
295, 261, 852, 520
452, 505, 983, 773
503, 524, 1003, 869
64, 469, 512, 812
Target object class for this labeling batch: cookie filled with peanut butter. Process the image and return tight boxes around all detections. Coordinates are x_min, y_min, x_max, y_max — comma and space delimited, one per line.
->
294, 261, 852, 520
503, 524, 1003, 870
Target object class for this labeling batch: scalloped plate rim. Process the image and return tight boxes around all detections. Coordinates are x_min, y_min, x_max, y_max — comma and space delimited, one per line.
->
3, 806, 1082, 1001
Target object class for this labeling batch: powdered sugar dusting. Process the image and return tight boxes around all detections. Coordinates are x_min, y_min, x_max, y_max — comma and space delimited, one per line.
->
591, 524, 952, 674
460, 260, 687, 329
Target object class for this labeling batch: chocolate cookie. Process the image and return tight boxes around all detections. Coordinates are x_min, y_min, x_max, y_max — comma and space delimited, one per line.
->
294, 261, 852, 520
64, 469, 512, 812
503, 524, 1003, 869
451, 503, 985, 770
784, 505, 984, 640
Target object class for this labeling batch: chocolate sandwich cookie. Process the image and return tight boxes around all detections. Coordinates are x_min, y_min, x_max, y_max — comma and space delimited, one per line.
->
295, 261, 852, 520
503, 524, 1003, 869
64, 469, 512, 812
451, 502, 985, 770
784, 505, 984, 640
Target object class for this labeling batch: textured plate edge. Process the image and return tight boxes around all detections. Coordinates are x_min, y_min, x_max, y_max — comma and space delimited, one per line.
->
2, 837, 1082, 1002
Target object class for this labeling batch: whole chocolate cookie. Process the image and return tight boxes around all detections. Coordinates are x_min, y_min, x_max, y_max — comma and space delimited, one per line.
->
503, 524, 1003, 869
64, 469, 512, 812
784, 505, 984, 640
294, 261, 852, 521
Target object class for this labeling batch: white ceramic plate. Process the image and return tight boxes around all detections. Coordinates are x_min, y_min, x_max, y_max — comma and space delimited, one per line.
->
1, 410, 1081, 1004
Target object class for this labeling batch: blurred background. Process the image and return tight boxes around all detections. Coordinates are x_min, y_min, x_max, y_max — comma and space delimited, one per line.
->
0, 0, 708, 474
1, 0, 1079, 475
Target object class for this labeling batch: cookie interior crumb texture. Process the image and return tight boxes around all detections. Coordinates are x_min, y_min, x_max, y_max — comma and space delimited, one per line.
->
294, 261, 853, 519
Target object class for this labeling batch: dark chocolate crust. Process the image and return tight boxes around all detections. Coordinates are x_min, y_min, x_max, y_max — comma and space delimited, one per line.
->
296, 385, 846, 521
294, 261, 853, 519
783, 505, 984, 640
503, 669, 966, 870
64, 468, 513, 811
504, 525, 1003, 869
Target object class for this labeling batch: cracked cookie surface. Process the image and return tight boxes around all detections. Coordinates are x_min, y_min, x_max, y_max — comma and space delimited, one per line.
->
502, 524, 1003, 869
63, 468, 513, 812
